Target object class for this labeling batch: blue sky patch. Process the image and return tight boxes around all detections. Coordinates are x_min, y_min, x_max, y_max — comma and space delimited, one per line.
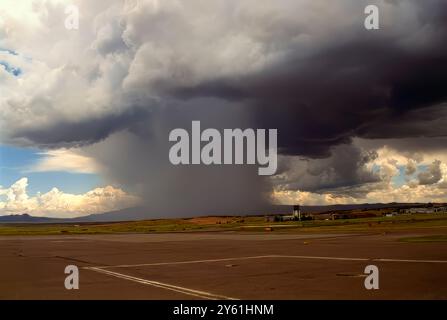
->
0, 48, 18, 56
0, 145, 102, 196
0, 61, 22, 76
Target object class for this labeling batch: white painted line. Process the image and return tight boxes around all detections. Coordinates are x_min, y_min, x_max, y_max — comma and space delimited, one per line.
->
88, 254, 447, 270
84, 254, 447, 299
269, 254, 370, 262
374, 258, 447, 264
270, 255, 447, 264
85, 267, 238, 300
95, 255, 276, 269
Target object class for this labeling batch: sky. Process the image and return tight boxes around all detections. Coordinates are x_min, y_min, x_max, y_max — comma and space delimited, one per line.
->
1, 0, 447, 218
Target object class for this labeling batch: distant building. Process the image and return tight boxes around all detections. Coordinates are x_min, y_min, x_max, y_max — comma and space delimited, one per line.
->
265, 204, 311, 222
281, 215, 296, 221
404, 206, 447, 214
385, 212, 397, 217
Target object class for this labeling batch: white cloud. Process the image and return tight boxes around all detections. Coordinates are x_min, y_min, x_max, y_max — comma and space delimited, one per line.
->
0, 177, 140, 217
273, 182, 447, 205
273, 145, 447, 205
27, 148, 101, 174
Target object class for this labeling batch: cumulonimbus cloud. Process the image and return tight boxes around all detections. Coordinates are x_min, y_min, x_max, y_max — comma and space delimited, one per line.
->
1, 0, 447, 216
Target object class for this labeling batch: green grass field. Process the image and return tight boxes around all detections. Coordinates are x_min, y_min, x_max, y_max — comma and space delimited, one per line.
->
0, 213, 446, 236
398, 235, 447, 243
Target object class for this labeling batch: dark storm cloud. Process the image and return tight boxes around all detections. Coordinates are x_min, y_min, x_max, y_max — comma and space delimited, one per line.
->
357, 135, 447, 155
8, 0, 447, 158
272, 143, 380, 194
3, 0, 447, 213
164, 21, 447, 158
14, 107, 151, 148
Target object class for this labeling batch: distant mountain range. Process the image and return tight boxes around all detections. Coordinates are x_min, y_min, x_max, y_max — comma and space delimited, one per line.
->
0, 213, 62, 223
0, 202, 437, 224
0, 207, 149, 224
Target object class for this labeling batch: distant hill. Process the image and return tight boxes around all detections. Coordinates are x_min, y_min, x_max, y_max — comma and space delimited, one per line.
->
71, 206, 148, 222
0, 208, 149, 224
0, 213, 64, 223
0, 203, 441, 224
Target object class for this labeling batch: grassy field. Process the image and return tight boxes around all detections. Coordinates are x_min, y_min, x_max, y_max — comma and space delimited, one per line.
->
0, 213, 446, 236
399, 235, 447, 243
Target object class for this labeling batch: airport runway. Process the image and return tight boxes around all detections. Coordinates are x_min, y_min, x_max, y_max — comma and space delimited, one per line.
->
0, 231, 446, 299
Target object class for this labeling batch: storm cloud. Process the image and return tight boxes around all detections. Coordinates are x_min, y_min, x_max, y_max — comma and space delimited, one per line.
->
1, 0, 447, 215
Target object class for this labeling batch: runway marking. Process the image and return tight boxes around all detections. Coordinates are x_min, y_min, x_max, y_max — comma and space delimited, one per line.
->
270, 255, 369, 262
89, 254, 447, 269
84, 254, 447, 299
373, 258, 447, 264
94, 255, 277, 269
270, 255, 447, 264
85, 267, 238, 300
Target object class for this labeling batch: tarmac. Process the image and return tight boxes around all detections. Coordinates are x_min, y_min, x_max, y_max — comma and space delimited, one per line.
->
0, 231, 446, 299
